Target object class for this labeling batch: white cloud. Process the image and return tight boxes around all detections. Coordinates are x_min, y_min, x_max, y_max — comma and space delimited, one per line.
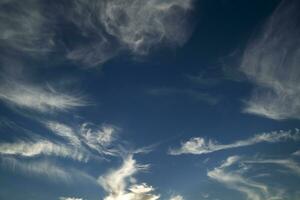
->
208, 155, 300, 200
0, 140, 87, 162
292, 150, 300, 156
245, 159, 300, 176
208, 156, 270, 200
0, 80, 87, 113
80, 123, 119, 156
240, 0, 300, 120
45, 121, 81, 146
59, 197, 83, 200
0, 156, 72, 182
169, 129, 300, 155
98, 155, 160, 200
169, 195, 184, 200
66, 0, 193, 66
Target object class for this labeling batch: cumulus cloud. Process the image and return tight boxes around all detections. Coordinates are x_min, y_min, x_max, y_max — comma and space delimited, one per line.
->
98, 155, 160, 200
240, 0, 300, 120
169, 129, 300, 155
0, 80, 87, 113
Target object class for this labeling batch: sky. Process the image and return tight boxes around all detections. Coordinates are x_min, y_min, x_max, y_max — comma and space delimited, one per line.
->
0, 0, 300, 200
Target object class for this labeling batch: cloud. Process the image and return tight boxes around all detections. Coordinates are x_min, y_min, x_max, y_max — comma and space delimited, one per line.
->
67, 0, 193, 66
208, 155, 300, 200
59, 197, 84, 200
169, 129, 300, 155
1, 156, 71, 182
0, 156, 96, 184
0, 0, 55, 56
169, 195, 184, 200
98, 155, 160, 200
0, 139, 87, 162
240, 0, 300, 120
292, 150, 300, 156
45, 121, 81, 146
245, 159, 300, 176
208, 156, 270, 200
0, 80, 87, 113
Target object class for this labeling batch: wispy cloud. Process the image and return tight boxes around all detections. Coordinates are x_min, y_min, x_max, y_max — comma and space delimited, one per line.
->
245, 159, 300, 176
98, 155, 160, 200
0, 80, 87, 113
0, 0, 55, 56
208, 155, 300, 200
208, 156, 270, 200
169, 129, 300, 155
67, 0, 193, 66
240, 0, 300, 120
59, 197, 84, 200
0, 139, 87, 162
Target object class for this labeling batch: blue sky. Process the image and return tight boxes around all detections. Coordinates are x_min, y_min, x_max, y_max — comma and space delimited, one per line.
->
0, 0, 300, 200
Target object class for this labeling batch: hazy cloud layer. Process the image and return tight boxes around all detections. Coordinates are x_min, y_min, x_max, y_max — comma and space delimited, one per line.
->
0, 0, 193, 66
0, 157, 93, 183
240, 0, 300, 120
169, 129, 300, 155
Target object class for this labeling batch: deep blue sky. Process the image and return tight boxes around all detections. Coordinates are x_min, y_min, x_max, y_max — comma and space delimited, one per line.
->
0, 0, 299, 200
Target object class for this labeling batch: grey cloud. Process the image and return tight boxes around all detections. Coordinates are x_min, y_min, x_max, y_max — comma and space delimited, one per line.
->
240, 0, 300, 120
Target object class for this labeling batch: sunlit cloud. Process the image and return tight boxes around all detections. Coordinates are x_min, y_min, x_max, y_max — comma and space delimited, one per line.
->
169, 129, 300, 155
98, 155, 160, 200
240, 0, 300, 120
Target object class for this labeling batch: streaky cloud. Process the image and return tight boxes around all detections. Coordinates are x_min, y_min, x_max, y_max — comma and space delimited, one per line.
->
0, 80, 87, 113
208, 156, 271, 200
240, 0, 300, 120
0, 139, 87, 162
59, 197, 84, 200
169, 129, 300, 155
245, 159, 300, 176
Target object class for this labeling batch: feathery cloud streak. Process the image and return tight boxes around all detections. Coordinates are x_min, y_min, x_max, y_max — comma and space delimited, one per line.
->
169, 129, 300, 155
240, 0, 300, 120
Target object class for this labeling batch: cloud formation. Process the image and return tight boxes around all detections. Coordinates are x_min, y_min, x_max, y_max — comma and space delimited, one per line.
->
208, 156, 270, 200
59, 197, 84, 200
0, 80, 87, 113
67, 0, 193, 66
208, 155, 300, 200
0, 139, 87, 161
169, 129, 300, 155
98, 155, 160, 200
240, 0, 300, 120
